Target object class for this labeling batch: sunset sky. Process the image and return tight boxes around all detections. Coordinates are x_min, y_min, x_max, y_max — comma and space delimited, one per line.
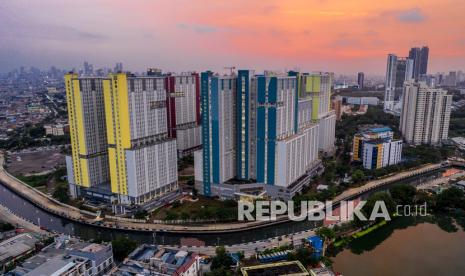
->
1, 0, 464, 75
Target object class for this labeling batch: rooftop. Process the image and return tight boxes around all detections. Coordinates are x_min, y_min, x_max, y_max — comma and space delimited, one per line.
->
370, 127, 392, 133
309, 267, 336, 276
364, 137, 392, 144
115, 245, 198, 276
0, 233, 40, 264
23, 255, 86, 276
241, 261, 309, 276
10, 235, 112, 275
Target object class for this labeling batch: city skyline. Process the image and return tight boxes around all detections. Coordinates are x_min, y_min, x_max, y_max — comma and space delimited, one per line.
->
1, 0, 465, 74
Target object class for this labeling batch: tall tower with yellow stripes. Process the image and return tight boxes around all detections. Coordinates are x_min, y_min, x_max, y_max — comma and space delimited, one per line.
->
103, 73, 178, 205
65, 74, 110, 198
296, 72, 336, 153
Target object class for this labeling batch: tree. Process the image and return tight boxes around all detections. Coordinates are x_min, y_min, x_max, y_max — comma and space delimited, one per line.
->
390, 184, 417, 205
165, 210, 179, 221
133, 210, 148, 220
53, 184, 70, 203
352, 169, 365, 184
0, 222, 14, 231
180, 212, 190, 220
363, 192, 396, 222
436, 187, 464, 210
205, 267, 233, 276
288, 247, 319, 267
112, 237, 137, 261
315, 227, 335, 256
315, 227, 336, 241
210, 246, 233, 271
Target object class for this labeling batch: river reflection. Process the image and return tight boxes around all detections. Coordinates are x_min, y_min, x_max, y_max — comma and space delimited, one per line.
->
331, 213, 465, 276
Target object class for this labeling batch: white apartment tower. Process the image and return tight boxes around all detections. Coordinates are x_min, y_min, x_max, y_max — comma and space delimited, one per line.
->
400, 81, 452, 145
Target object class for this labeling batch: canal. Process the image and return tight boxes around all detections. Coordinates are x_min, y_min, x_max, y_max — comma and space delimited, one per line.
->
331, 214, 465, 276
0, 168, 443, 246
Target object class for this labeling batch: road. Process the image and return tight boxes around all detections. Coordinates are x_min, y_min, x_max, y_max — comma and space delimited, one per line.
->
167, 228, 316, 258
333, 163, 442, 202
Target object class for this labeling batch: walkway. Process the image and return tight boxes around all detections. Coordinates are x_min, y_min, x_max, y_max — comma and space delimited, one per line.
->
333, 163, 442, 202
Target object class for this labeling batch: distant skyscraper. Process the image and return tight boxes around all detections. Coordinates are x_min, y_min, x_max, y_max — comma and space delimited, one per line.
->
357, 72, 364, 90
384, 54, 413, 112
443, 71, 458, 87
400, 81, 452, 145
409, 46, 429, 80
83, 61, 94, 76
114, 62, 123, 73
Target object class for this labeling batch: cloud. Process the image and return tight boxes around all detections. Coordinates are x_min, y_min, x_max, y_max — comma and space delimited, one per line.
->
176, 23, 189, 30
262, 4, 278, 14
394, 8, 426, 23
329, 34, 360, 48
176, 23, 217, 34
194, 25, 217, 34
0, 17, 107, 42
457, 39, 465, 46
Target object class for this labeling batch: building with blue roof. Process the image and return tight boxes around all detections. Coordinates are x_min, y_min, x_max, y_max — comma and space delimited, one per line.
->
352, 126, 402, 170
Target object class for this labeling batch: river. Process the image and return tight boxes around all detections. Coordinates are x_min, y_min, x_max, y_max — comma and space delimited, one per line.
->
331, 214, 465, 276
0, 168, 443, 246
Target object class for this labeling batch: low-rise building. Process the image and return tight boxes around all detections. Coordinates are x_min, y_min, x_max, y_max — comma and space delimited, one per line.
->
44, 124, 69, 136
309, 266, 336, 276
115, 244, 200, 276
344, 96, 379, 106
241, 261, 309, 276
10, 235, 114, 276
0, 233, 40, 270
352, 127, 402, 170
451, 137, 465, 151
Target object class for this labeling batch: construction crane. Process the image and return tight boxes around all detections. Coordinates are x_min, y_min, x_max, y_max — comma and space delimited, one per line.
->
224, 66, 236, 74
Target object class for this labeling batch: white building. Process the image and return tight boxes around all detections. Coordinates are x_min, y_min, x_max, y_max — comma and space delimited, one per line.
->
362, 139, 403, 170
196, 70, 327, 200
115, 245, 200, 276
400, 81, 452, 145
11, 235, 114, 276
353, 127, 402, 170
44, 123, 69, 136
166, 74, 202, 157
104, 74, 178, 206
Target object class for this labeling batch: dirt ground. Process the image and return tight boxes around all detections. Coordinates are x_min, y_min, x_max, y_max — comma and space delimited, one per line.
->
6, 148, 65, 176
